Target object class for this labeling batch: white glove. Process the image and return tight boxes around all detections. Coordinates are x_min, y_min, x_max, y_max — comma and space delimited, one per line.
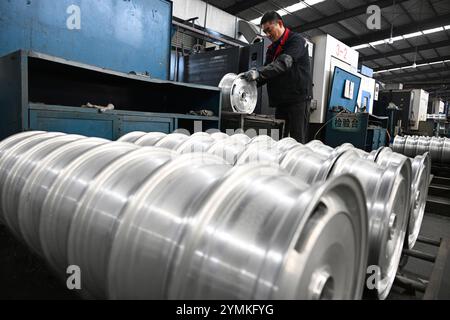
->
243, 69, 260, 82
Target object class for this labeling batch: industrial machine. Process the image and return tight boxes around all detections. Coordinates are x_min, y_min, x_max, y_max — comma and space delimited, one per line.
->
358, 66, 377, 114
310, 34, 360, 124
324, 67, 388, 151
374, 89, 429, 135
430, 98, 445, 114
427, 114, 449, 136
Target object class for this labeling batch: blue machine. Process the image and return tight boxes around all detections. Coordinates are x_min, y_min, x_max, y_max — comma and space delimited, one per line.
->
360, 65, 374, 78
325, 67, 388, 151
0, 0, 172, 80
360, 90, 372, 114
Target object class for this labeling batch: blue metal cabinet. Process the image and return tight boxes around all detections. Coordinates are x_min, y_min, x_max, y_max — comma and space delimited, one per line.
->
119, 114, 174, 136
29, 105, 119, 140
29, 104, 178, 140
0, 0, 172, 80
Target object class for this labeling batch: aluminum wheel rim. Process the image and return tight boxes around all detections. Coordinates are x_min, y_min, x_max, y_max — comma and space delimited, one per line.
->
219, 73, 257, 114
17, 137, 109, 255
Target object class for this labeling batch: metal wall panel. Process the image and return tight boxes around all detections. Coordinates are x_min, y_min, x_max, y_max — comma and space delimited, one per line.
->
0, 0, 172, 79
0, 51, 28, 139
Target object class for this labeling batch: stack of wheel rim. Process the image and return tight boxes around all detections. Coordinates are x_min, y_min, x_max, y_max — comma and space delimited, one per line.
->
0, 131, 369, 300
392, 135, 450, 163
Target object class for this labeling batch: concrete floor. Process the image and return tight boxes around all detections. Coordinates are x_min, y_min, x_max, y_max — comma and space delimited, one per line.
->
0, 224, 79, 300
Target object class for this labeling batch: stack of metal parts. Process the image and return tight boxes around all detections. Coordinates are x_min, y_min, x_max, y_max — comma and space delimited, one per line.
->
120, 131, 432, 299
0, 131, 369, 300
393, 135, 450, 163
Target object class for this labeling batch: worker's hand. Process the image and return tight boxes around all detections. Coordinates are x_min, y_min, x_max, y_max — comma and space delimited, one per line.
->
243, 69, 260, 82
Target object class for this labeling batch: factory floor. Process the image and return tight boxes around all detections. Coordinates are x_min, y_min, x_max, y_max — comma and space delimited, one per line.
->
389, 213, 450, 299
0, 223, 79, 300
1, 213, 449, 300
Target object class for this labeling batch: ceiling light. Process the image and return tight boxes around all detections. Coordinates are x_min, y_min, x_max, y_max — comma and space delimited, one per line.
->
423, 27, 444, 34
281, 3, 307, 15
403, 31, 423, 39
248, 0, 327, 25
352, 44, 370, 50
370, 40, 386, 46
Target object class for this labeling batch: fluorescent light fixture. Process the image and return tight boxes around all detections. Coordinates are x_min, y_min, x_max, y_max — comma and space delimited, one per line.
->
352, 44, 370, 50
305, 0, 326, 5
390, 36, 403, 42
370, 40, 386, 46
376, 60, 448, 73
403, 31, 423, 39
444, 25, 450, 30
249, 0, 327, 25
423, 27, 444, 34
279, 3, 307, 16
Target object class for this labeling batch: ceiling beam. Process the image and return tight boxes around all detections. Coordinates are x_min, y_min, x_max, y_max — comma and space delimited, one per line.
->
375, 66, 450, 80
224, 0, 267, 15
372, 55, 450, 72
344, 13, 450, 47
292, 0, 410, 32
360, 40, 450, 62
402, 80, 450, 87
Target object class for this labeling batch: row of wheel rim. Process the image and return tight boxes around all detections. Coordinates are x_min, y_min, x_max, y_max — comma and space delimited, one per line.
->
393, 135, 450, 163
119, 131, 429, 299
0, 131, 368, 300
